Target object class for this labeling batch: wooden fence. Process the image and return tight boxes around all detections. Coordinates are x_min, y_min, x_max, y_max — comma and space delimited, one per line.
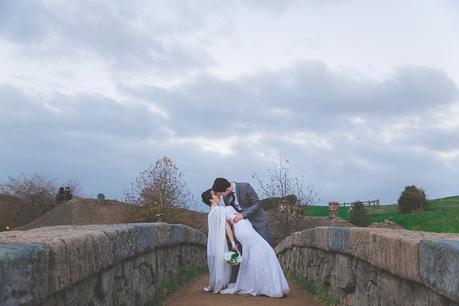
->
340, 200, 380, 207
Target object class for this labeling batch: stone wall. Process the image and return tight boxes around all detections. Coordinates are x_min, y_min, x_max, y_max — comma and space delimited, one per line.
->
275, 227, 459, 306
0, 223, 207, 306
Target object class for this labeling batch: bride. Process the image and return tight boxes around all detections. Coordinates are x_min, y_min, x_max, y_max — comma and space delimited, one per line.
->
202, 189, 238, 293
201, 189, 289, 298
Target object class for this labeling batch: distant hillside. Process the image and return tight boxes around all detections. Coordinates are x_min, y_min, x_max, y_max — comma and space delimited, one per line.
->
16, 197, 142, 230
306, 196, 459, 233
369, 196, 459, 233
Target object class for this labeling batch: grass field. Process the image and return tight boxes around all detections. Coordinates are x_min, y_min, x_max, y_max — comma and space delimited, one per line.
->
305, 196, 459, 233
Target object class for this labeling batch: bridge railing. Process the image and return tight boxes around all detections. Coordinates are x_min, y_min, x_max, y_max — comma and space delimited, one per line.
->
276, 226, 459, 305
0, 223, 207, 306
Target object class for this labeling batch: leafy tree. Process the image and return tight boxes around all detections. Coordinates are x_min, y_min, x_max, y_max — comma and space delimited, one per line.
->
348, 201, 372, 227
398, 185, 427, 212
123, 157, 193, 221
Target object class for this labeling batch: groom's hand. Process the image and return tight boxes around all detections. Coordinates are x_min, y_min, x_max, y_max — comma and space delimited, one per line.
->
233, 213, 243, 223
231, 240, 239, 252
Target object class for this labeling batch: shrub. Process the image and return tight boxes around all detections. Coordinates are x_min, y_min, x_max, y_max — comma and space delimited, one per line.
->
348, 201, 372, 227
398, 185, 427, 212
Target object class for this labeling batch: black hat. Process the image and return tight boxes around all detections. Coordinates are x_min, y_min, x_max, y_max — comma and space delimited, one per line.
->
212, 177, 231, 192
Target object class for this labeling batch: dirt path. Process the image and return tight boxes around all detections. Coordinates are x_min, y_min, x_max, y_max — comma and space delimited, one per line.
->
163, 274, 323, 306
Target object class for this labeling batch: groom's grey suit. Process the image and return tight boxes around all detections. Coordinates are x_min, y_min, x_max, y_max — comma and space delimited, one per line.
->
223, 182, 272, 245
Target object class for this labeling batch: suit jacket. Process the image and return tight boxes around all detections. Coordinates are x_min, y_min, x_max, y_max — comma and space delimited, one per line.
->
223, 182, 268, 230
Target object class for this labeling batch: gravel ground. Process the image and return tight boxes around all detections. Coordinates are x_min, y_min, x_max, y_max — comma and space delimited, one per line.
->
163, 274, 323, 306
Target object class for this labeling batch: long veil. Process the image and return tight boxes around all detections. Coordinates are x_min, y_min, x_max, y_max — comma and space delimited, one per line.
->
207, 206, 231, 293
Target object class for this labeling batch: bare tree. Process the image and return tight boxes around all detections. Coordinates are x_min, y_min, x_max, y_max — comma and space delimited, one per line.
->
123, 157, 193, 221
62, 178, 83, 197
252, 154, 319, 237
0, 174, 83, 200
0, 173, 57, 209
0, 173, 81, 225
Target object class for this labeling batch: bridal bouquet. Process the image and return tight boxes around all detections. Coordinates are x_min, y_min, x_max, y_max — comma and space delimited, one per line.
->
224, 251, 242, 266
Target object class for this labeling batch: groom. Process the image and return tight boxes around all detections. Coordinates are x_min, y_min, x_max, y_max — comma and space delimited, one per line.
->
212, 177, 272, 244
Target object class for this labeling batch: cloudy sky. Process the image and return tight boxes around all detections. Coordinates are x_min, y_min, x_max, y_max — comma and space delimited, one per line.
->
1, 0, 458, 209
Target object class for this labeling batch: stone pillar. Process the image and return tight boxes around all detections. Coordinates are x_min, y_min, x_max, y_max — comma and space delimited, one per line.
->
328, 201, 339, 219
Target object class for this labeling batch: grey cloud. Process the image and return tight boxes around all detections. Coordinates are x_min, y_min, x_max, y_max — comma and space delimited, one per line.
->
391, 125, 459, 152
0, 0, 46, 42
120, 60, 459, 205
3, 61, 453, 205
2, 1, 459, 207
0, 0, 213, 73
255, 63, 458, 115
2, 70, 459, 206
0, 85, 166, 139
0, 84, 172, 199
249, 126, 451, 203
125, 62, 458, 137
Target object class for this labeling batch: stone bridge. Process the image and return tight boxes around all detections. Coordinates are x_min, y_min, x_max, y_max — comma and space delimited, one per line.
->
276, 227, 459, 306
1, 224, 459, 306
0, 223, 206, 306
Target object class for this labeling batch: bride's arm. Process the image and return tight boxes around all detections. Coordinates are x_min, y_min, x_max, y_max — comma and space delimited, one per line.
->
225, 221, 238, 251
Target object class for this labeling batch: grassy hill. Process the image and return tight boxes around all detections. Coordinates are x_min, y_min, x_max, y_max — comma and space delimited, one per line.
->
11, 197, 210, 235
305, 196, 459, 233
16, 197, 142, 230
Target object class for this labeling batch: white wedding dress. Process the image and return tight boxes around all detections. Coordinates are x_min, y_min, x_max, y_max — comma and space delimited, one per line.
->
220, 206, 289, 298
207, 205, 231, 293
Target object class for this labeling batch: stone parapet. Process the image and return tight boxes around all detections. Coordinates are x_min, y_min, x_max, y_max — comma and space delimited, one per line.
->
276, 227, 459, 305
0, 223, 207, 306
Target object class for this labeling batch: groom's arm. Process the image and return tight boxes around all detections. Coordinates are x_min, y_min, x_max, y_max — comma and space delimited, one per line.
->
225, 221, 238, 251
241, 183, 262, 219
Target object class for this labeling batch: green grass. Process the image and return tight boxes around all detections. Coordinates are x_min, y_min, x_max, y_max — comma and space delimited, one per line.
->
305, 196, 459, 233
304, 205, 349, 219
146, 266, 208, 306
288, 272, 337, 306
